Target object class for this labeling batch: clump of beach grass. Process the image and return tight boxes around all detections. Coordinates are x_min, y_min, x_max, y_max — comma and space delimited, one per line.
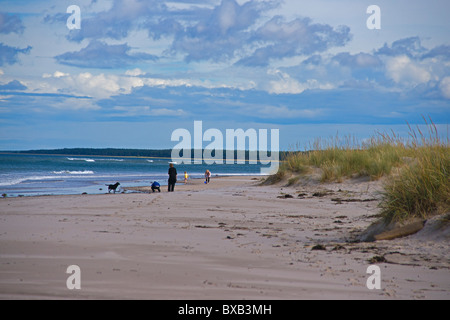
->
379, 120, 450, 222
281, 132, 409, 183
272, 118, 449, 222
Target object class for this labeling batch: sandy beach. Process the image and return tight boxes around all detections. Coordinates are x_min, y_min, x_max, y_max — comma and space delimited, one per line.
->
0, 175, 449, 300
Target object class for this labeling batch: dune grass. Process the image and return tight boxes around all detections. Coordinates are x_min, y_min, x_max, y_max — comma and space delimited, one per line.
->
273, 118, 450, 222
280, 133, 410, 183
379, 122, 450, 222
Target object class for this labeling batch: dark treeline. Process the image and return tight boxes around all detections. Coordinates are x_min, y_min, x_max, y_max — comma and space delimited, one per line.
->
3, 148, 292, 160
4, 148, 173, 158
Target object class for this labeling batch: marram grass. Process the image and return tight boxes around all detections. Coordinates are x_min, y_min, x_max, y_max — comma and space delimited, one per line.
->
274, 119, 449, 222
379, 124, 450, 222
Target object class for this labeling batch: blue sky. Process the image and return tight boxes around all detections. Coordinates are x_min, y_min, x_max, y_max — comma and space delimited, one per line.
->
0, 0, 449, 150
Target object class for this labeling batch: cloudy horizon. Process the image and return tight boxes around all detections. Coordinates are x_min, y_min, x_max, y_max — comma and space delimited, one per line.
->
0, 0, 449, 151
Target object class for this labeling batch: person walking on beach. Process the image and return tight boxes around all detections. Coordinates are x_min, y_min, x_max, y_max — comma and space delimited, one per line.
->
184, 171, 189, 184
205, 169, 211, 184
168, 163, 177, 192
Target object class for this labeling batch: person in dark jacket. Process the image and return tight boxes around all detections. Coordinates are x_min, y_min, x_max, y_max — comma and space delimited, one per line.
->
168, 163, 177, 192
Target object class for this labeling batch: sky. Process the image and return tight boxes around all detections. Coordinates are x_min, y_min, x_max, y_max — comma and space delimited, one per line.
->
0, 0, 449, 151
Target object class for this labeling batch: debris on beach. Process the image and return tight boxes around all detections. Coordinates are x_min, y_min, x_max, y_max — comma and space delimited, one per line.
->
277, 194, 294, 199
369, 255, 387, 263
359, 218, 427, 242
374, 220, 426, 241
311, 244, 327, 251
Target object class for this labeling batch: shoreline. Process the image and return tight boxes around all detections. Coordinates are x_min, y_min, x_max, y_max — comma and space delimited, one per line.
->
0, 175, 448, 299
0, 175, 267, 199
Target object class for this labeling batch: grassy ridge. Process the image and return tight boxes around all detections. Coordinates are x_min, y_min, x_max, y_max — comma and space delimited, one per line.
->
280, 135, 413, 183
273, 119, 450, 222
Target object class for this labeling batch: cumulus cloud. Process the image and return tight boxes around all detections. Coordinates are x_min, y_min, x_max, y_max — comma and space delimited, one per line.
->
125, 68, 146, 76
65, 0, 167, 42
43, 71, 70, 78
267, 69, 305, 94
385, 55, 432, 85
168, 0, 276, 62
37, 68, 244, 101
55, 40, 158, 69
267, 69, 334, 94
57, 0, 351, 65
45, 0, 351, 66
365, 37, 450, 95
376, 37, 426, 58
302, 54, 322, 66
64, 72, 142, 98
0, 43, 31, 66
40, 70, 144, 99
237, 16, 351, 67
439, 77, 450, 99
421, 45, 450, 60
332, 52, 381, 69
0, 12, 25, 34
0, 80, 27, 91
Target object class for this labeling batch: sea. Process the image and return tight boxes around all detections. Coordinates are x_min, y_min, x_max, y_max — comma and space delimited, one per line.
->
0, 154, 267, 197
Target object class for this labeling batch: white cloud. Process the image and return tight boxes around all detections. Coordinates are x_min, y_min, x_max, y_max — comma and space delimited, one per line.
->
217, 0, 239, 35
33, 69, 251, 100
439, 76, 450, 99
267, 69, 334, 94
72, 73, 122, 98
267, 69, 304, 94
125, 68, 146, 76
42, 71, 69, 79
385, 55, 431, 85
111, 106, 186, 117
39, 71, 146, 99
0, 95, 13, 102
53, 71, 69, 78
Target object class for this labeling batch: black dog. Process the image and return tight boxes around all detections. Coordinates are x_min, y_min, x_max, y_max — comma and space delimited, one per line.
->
106, 182, 120, 193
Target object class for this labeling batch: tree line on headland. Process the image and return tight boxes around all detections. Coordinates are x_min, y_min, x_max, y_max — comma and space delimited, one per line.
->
2, 148, 290, 160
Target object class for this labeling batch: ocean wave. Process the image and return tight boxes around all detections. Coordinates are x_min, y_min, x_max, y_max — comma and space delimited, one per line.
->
66, 157, 126, 162
67, 158, 95, 162
97, 158, 124, 162
53, 170, 94, 175
0, 179, 25, 187
0, 175, 66, 187
0, 170, 95, 187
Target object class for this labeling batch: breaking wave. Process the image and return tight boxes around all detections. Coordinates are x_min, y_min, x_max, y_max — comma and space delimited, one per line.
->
52, 170, 94, 175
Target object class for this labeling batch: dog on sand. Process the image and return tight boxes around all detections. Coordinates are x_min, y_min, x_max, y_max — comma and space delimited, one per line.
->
106, 182, 120, 193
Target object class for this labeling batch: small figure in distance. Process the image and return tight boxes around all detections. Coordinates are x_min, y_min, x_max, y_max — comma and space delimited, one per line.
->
106, 182, 120, 193
168, 163, 177, 192
184, 171, 189, 184
151, 181, 161, 193
205, 169, 211, 184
